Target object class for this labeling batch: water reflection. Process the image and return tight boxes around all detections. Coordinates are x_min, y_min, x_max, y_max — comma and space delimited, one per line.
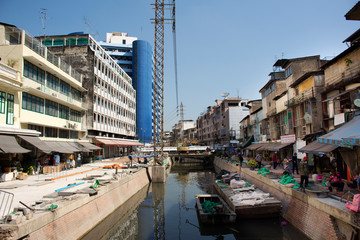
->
82, 163, 309, 240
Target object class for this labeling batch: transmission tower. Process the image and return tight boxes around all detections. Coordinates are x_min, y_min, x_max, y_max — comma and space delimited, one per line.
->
151, 0, 175, 165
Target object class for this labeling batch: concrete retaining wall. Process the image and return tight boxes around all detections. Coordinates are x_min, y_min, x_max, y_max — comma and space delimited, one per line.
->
5, 168, 150, 240
214, 157, 359, 240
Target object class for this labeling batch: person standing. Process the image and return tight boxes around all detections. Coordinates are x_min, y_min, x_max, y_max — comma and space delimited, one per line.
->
329, 153, 337, 171
299, 156, 309, 189
239, 153, 244, 167
272, 152, 278, 169
292, 153, 299, 175
256, 153, 263, 169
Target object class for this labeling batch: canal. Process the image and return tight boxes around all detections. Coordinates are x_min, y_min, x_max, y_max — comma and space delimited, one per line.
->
81, 161, 309, 240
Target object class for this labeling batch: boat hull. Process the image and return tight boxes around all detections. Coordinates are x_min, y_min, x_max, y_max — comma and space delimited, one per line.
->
195, 194, 236, 224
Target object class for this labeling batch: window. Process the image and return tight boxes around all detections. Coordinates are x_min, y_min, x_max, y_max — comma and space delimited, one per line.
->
45, 99, 58, 117
45, 127, 58, 138
60, 80, 70, 96
28, 124, 43, 137
59, 129, 69, 138
285, 66, 292, 78
59, 104, 69, 119
70, 109, 81, 122
6, 93, 14, 125
23, 60, 45, 84
0, 91, 5, 114
70, 131, 78, 139
22, 93, 44, 113
71, 88, 81, 101
46, 73, 59, 91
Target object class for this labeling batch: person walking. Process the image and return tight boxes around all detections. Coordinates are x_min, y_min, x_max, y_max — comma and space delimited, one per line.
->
299, 156, 309, 189
256, 153, 263, 169
292, 153, 299, 175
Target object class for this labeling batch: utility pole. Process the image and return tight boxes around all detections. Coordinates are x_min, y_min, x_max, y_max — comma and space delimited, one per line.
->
151, 0, 175, 165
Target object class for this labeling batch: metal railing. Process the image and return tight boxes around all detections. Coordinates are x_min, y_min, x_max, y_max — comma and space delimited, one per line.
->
0, 190, 14, 223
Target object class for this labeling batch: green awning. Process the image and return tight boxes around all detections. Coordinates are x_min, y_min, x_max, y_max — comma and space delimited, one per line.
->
241, 135, 254, 149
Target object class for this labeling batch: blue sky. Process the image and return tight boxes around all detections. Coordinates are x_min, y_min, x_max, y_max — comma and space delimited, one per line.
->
1, 0, 359, 131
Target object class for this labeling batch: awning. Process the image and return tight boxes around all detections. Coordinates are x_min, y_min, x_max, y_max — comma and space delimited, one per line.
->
95, 138, 143, 146
66, 142, 89, 152
95, 138, 119, 146
77, 142, 102, 151
241, 135, 254, 149
18, 136, 52, 154
58, 142, 81, 153
0, 135, 31, 153
44, 141, 74, 154
299, 141, 338, 155
246, 143, 264, 150
317, 115, 360, 147
272, 142, 293, 151
255, 142, 292, 151
257, 143, 278, 151
322, 90, 352, 102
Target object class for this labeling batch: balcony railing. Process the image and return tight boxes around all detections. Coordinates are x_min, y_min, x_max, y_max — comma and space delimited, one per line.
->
7, 27, 82, 83
326, 63, 360, 87
285, 88, 315, 107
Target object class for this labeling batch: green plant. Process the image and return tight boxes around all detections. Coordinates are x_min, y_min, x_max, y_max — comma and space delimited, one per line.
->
27, 166, 34, 175
247, 159, 258, 168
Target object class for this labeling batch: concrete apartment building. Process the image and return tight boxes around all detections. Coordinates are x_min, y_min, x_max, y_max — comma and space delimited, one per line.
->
99, 32, 137, 78
37, 33, 138, 158
273, 56, 325, 139
197, 97, 248, 147
0, 23, 105, 177
321, 31, 360, 133
259, 71, 286, 141
171, 120, 196, 146
99, 32, 154, 144
0, 23, 86, 141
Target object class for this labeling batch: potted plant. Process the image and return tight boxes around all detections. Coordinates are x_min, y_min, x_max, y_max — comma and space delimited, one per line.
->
247, 159, 258, 170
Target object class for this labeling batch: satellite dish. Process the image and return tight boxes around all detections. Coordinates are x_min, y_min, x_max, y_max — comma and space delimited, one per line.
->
221, 93, 230, 98
354, 99, 360, 107
304, 113, 311, 121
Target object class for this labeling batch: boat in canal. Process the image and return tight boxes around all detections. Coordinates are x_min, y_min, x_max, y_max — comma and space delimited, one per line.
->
195, 194, 236, 224
214, 179, 282, 219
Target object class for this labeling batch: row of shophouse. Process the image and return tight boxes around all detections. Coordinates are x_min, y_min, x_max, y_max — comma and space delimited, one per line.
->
239, 27, 360, 179
0, 22, 145, 180
192, 5, 360, 181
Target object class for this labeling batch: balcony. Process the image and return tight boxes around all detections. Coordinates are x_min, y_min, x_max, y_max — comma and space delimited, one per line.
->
285, 88, 315, 107
22, 32, 82, 83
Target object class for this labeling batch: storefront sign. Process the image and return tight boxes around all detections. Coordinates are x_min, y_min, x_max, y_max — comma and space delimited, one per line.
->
281, 134, 296, 144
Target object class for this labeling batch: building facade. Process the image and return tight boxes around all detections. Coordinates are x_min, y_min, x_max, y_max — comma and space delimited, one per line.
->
0, 24, 86, 141
100, 33, 153, 144
197, 97, 248, 147
38, 33, 138, 158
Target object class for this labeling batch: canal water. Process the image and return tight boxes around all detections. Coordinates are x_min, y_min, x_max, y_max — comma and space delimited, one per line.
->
81, 162, 309, 240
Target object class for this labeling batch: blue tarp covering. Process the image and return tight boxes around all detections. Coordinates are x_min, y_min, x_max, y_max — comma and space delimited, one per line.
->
317, 114, 360, 147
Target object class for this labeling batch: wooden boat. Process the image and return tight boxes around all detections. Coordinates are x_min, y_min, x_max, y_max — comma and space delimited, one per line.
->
195, 194, 236, 224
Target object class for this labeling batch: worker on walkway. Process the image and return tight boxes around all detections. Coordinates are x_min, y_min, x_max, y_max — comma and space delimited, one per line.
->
292, 153, 299, 175
299, 156, 309, 189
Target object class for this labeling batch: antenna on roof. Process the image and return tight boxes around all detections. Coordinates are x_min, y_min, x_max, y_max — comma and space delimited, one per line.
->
84, 17, 99, 39
221, 93, 230, 99
40, 8, 47, 39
